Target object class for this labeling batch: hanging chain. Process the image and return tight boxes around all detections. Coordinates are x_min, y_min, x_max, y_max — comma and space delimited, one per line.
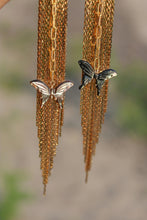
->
94, 0, 104, 72
50, 0, 57, 83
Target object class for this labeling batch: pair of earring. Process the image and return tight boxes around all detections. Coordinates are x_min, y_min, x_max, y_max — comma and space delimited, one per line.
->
30, 0, 116, 194
30, 60, 117, 108
30, 60, 117, 192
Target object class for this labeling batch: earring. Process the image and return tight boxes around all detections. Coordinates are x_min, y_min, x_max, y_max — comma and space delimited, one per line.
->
79, 0, 117, 182
30, 0, 73, 195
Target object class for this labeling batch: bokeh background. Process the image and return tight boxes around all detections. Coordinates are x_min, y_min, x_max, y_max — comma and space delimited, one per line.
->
0, 0, 147, 220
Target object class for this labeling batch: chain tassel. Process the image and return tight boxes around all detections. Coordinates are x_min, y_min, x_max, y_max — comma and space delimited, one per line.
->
36, 0, 68, 194
80, 0, 115, 181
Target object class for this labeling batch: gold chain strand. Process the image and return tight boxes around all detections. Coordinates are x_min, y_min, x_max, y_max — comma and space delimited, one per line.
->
94, 0, 104, 72
36, 0, 68, 194
50, 0, 57, 81
80, 0, 115, 181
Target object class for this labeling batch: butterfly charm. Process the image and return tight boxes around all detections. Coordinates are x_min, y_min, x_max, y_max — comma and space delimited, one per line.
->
30, 80, 74, 108
78, 60, 117, 95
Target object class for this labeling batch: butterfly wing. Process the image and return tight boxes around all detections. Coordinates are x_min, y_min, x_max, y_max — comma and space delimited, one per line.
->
95, 69, 117, 95
79, 75, 92, 90
55, 81, 74, 98
98, 69, 117, 80
30, 79, 50, 96
78, 60, 95, 78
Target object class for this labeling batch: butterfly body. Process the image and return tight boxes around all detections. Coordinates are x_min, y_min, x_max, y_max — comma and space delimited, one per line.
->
30, 80, 73, 108
78, 60, 117, 95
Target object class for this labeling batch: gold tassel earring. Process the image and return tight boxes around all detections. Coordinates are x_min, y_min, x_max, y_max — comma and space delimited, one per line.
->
30, 0, 73, 195
78, 0, 117, 182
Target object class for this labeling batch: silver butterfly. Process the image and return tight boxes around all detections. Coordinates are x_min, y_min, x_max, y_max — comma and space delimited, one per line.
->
78, 60, 117, 95
30, 80, 74, 108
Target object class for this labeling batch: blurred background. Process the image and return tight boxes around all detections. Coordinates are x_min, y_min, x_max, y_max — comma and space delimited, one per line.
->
0, 0, 147, 220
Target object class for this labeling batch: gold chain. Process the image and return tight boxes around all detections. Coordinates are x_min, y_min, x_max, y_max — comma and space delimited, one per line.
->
94, 0, 104, 72
50, 0, 57, 81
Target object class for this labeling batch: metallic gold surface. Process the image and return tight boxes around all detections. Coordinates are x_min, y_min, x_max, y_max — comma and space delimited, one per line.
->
80, 0, 115, 181
36, 0, 68, 194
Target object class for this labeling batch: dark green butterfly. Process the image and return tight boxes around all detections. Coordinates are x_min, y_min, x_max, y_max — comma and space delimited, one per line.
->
78, 60, 117, 95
